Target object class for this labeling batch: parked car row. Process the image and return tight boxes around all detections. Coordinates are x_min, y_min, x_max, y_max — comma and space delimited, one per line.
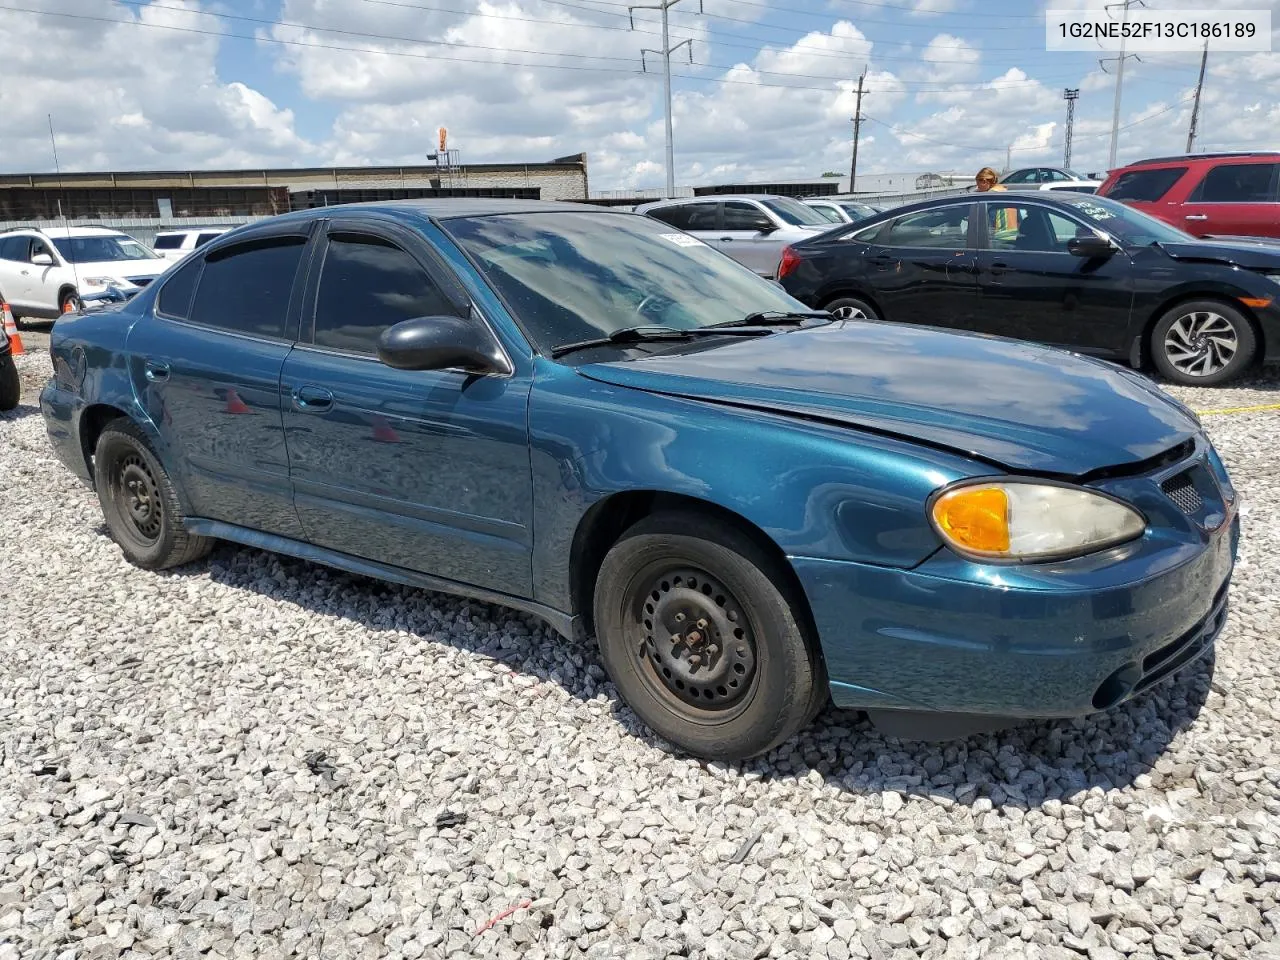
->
42, 197, 1238, 759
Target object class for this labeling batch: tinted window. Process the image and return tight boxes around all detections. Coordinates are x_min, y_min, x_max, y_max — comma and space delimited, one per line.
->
1190, 162, 1278, 203
156, 255, 202, 319
313, 234, 455, 355
809, 204, 844, 224
648, 203, 718, 230
152, 234, 185, 250
196, 233, 224, 247
51, 235, 158, 263
723, 201, 773, 231
1004, 170, 1035, 184
0, 237, 28, 261
188, 236, 306, 339
985, 204, 1090, 252
881, 207, 969, 248
1106, 167, 1187, 202
1058, 194, 1190, 244
444, 211, 804, 355
760, 197, 831, 226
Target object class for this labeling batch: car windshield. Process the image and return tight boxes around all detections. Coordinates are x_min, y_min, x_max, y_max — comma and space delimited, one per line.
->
839, 202, 878, 220
1058, 194, 1192, 245
445, 211, 809, 355
52, 235, 159, 263
760, 197, 831, 227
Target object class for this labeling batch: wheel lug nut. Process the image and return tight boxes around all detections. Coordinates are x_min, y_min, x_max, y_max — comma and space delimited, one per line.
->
706, 644, 718, 657
675, 613, 686, 623
696, 618, 708, 629
688, 654, 701, 667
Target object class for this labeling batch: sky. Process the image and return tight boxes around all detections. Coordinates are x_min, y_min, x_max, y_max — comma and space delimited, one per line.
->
0, 0, 1277, 193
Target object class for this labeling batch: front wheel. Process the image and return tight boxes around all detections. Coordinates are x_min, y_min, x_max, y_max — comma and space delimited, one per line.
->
824, 295, 879, 321
0, 354, 18, 411
94, 419, 213, 570
1151, 300, 1256, 386
59, 290, 82, 315
593, 512, 824, 760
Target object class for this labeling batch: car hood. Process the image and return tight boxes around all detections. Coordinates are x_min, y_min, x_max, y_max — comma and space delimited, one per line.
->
1155, 239, 1280, 270
73, 259, 169, 279
577, 321, 1199, 475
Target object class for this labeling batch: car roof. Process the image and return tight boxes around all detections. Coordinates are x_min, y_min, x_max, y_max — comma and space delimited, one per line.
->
156, 227, 229, 235
1120, 151, 1280, 169
636, 194, 787, 209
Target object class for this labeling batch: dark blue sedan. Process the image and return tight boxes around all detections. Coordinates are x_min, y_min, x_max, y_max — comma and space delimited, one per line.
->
40, 200, 1238, 759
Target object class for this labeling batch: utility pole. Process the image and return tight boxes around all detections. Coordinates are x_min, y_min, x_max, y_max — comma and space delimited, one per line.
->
1005, 144, 1012, 174
1187, 40, 1209, 153
1063, 88, 1079, 169
631, 0, 701, 198
1102, 0, 1144, 170
849, 71, 866, 191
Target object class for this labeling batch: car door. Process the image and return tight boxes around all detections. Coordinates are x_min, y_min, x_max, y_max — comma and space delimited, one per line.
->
1178, 161, 1280, 239
125, 226, 312, 538
859, 204, 980, 328
26, 236, 68, 311
0, 236, 34, 310
975, 199, 1133, 355
720, 201, 788, 275
280, 217, 534, 597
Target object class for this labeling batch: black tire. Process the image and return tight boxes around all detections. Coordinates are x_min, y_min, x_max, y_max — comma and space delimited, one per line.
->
1150, 300, 1256, 387
593, 511, 824, 760
0, 354, 18, 411
93, 419, 213, 570
59, 290, 82, 315
824, 295, 879, 322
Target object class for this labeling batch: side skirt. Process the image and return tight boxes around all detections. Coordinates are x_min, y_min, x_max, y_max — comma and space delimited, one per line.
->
184, 518, 578, 639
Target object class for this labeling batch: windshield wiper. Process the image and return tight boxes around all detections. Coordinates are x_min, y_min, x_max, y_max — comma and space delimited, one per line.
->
708, 310, 833, 329
550, 324, 768, 359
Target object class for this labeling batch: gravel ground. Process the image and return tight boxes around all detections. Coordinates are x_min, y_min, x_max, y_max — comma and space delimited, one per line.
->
2, 352, 1278, 960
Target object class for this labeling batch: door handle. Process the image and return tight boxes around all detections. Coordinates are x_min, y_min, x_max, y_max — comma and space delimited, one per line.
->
1185, 214, 1209, 221
718, 236, 734, 242
143, 360, 170, 382
20, 270, 29, 276
292, 385, 334, 412
989, 261, 1010, 275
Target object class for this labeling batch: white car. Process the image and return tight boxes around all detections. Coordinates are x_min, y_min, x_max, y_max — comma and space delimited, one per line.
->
802, 198, 885, 224
0, 226, 170, 320
152, 228, 230, 262
635, 195, 835, 277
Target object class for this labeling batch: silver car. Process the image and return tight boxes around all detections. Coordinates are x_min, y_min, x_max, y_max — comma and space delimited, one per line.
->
634, 194, 834, 278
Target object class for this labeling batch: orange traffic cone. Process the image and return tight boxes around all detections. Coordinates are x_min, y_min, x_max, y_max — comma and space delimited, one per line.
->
223, 389, 251, 415
62, 298, 78, 314
2, 304, 23, 355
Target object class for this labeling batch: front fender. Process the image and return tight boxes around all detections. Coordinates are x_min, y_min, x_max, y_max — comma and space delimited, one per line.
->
528, 362, 993, 612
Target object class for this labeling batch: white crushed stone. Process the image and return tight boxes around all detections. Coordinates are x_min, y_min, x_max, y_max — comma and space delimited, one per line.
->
2, 352, 1277, 960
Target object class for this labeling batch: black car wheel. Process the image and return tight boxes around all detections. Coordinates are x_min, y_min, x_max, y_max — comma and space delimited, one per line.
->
0, 353, 18, 411
593, 511, 824, 760
824, 296, 878, 321
1151, 300, 1256, 386
94, 419, 213, 570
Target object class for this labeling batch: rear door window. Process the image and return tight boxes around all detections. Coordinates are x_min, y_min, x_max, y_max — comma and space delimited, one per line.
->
196, 233, 224, 247
187, 236, 307, 339
1106, 167, 1187, 202
152, 234, 184, 250
156, 255, 202, 319
1188, 162, 1279, 202
881, 207, 970, 248
312, 233, 456, 355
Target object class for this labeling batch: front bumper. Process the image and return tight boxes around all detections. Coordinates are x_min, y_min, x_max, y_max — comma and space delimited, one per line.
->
795, 511, 1238, 721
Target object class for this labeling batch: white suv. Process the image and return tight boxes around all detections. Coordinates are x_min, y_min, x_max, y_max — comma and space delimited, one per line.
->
152, 227, 230, 262
0, 226, 171, 320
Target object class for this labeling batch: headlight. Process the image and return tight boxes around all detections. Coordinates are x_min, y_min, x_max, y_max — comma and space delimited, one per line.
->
81, 277, 115, 287
930, 481, 1146, 561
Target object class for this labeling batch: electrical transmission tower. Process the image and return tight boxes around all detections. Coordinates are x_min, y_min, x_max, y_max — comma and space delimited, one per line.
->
1101, 0, 1144, 170
1063, 89, 1079, 169
631, 0, 701, 198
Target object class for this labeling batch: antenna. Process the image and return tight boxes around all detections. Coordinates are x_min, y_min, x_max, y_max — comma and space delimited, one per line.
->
48, 114, 82, 309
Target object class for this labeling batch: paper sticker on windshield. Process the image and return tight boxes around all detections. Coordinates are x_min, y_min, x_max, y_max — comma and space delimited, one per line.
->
661, 233, 705, 247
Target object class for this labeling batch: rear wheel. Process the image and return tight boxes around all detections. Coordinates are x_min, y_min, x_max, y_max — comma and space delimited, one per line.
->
0, 354, 18, 411
824, 295, 878, 321
1151, 300, 1256, 386
94, 419, 213, 569
593, 512, 823, 760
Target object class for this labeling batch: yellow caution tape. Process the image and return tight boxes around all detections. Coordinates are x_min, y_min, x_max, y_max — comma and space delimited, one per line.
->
1194, 402, 1280, 417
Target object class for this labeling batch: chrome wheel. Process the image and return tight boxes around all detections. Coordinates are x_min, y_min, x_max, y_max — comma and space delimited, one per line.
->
1162, 310, 1238, 378
831, 304, 871, 320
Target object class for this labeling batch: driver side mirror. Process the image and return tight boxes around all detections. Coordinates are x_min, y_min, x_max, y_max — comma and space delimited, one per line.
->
31, 253, 54, 267
750, 219, 778, 235
377, 315, 512, 375
1067, 235, 1118, 259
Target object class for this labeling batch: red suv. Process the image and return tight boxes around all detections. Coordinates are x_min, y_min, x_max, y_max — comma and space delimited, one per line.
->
1098, 152, 1280, 240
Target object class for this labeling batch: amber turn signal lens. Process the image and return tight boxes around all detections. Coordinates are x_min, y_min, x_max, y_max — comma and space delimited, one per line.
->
932, 486, 1010, 555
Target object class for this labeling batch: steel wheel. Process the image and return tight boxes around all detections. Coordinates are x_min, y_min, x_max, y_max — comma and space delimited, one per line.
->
831, 304, 870, 320
1162, 310, 1238, 378
633, 566, 759, 717
114, 453, 164, 546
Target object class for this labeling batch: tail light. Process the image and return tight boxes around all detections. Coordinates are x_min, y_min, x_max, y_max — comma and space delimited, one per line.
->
777, 246, 802, 279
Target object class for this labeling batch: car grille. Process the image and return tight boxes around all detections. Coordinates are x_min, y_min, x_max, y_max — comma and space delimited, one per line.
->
1161, 469, 1204, 515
